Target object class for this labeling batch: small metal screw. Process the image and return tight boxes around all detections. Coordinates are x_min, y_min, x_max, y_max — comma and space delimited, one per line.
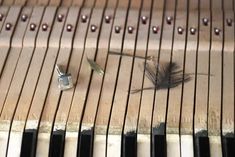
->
128, 26, 134, 34
214, 28, 221, 35
30, 23, 36, 31
104, 15, 111, 23
66, 24, 73, 32
57, 14, 64, 22
0, 13, 3, 21
5, 23, 12, 31
226, 18, 233, 26
166, 16, 173, 25
81, 15, 88, 23
141, 16, 148, 24
177, 26, 184, 34
115, 26, 121, 33
190, 27, 196, 35
202, 18, 209, 26
152, 26, 159, 34
42, 23, 48, 31
21, 14, 28, 22
90, 24, 97, 32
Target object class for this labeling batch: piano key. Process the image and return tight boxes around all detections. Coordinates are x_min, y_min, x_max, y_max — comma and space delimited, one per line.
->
70, 6, 104, 157
122, 131, 137, 157
194, 131, 210, 157
208, 3, 223, 157
0, 6, 44, 157
194, 0, 210, 153
33, 7, 79, 156
222, 8, 234, 149
49, 130, 65, 157
7, 7, 57, 157
180, 1, 198, 157
63, 7, 92, 157
107, 1, 140, 156
78, 129, 93, 157
152, 124, 167, 157
222, 134, 235, 157
92, 2, 124, 157
20, 129, 37, 157
166, 0, 187, 156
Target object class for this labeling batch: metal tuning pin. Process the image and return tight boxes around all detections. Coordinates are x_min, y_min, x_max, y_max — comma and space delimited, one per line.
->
104, 15, 111, 23
214, 27, 221, 35
42, 23, 48, 31
202, 18, 209, 26
30, 23, 36, 31
166, 16, 173, 25
5, 23, 12, 31
177, 26, 184, 35
115, 25, 121, 33
190, 27, 196, 35
141, 16, 148, 24
90, 24, 97, 32
21, 14, 28, 22
128, 26, 134, 34
0, 13, 3, 21
226, 18, 232, 26
57, 14, 64, 22
56, 65, 73, 91
152, 26, 159, 34
66, 24, 73, 32
81, 15, 88, 23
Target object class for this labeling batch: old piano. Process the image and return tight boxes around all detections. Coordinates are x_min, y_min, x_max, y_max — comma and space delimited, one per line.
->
0, 0, 234, 156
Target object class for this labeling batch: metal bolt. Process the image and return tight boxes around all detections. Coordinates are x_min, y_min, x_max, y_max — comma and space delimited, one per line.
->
90, 24, 97, 32
104, 15, 111, 23
226, 18, 233, 26
57, 14, 64, 22
202, 18, 209, 26
56, 65, 74, 91
30, 23, 36, 31
67, 24, 73, 32
177, 26, 184, 34
190, 27, 196, 35
81, 15, 88, 23
166, 16, 173, 24
21, 14, 28, 22
115, 26, 121, 33
0, 13, 3, 21
214, 28, 221, 35
42, 23, 48, 31
5, 23, 12, 31
141, 16, 148, 24
152, 26, 159, 34
128, 26, 134, 34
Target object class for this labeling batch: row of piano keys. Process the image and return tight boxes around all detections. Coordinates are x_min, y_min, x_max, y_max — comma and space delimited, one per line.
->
0, 0, 234, 156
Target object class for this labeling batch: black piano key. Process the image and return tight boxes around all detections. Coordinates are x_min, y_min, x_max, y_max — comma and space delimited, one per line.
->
152, 123, 167, 157
78, 129, 93, 157
20, 129, 37, 157
222, 134, 235, 157
194, 130, 210, 157
122, 131, 137, 157
49, 130, 65, 157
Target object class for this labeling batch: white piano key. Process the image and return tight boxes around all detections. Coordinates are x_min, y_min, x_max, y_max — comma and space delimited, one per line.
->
167, 134, 180, 157
181, 135, 194, 157
7, 131, 23, 157
107, 135, 121, 157
137, 134, 150, 157
93, 134, 106, 157
63, 132, 78, 157
209, 136, 223, 157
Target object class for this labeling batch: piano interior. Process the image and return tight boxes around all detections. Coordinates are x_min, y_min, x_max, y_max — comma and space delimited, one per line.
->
0, 0, 234, 156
